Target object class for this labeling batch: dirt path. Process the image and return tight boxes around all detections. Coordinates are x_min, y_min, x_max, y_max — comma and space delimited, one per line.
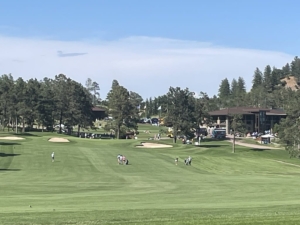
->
227, 139, 280, 150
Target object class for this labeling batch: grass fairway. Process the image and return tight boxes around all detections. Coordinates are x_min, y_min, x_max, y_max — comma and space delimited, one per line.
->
1, 132, 300, 224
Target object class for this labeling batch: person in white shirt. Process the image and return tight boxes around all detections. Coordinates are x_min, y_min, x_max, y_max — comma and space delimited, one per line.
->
188, 156, 192, 165
51, 152, 55, 162
117, 154, 122, 164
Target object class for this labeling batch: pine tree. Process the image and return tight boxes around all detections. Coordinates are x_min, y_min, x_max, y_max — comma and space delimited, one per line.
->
291, 56, 300, 79
165, 87, 196, 143
237, 77, 246, 94
252, 68, 263, 90
282, 63, 291, 76
218, 78, 231, 100
231, 79, 238, 97
271, 67, 283, 89
107, 80, 137, 139
263, 65, 272, 92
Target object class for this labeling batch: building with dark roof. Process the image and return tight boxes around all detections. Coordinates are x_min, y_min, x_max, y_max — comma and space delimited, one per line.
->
92, 107, 106, 120
208, 107, 286, 134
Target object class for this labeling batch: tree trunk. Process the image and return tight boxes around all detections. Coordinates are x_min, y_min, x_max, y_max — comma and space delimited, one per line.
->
3, 107, 6, 131
8, 116, 11, 132
51, 115, 55, 132
117, 125, 120, 139
59, 110, 63, 134
173, 127, 177, 143
232, 133, 236, 153
22, 117, 25, 133
77, 125, 80, 137
173, 136, 177, 143
15, 116, 18, 134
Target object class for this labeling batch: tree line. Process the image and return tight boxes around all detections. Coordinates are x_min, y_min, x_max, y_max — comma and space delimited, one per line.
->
0, 74, 95, 133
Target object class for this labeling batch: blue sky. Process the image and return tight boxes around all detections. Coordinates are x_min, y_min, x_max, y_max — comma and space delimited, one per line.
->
0, 0, 299, 99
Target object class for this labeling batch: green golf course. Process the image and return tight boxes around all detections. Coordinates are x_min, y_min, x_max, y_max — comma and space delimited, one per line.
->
1, 129, 300, 225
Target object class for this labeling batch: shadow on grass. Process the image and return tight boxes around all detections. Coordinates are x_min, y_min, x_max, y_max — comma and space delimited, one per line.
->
201, 138, 228, 142
0, 168, 21, 171
195, 145, 223, 148
0, 152, 21, 157
14, 133, 39, 137
0, 142, 21, 146
248, 148, 273, 151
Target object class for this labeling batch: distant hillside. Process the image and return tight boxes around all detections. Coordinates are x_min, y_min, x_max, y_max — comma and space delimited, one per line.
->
280, 76, 299, 91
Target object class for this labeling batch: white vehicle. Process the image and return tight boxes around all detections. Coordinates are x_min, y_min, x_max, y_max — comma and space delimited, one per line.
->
54, 124, 65, 129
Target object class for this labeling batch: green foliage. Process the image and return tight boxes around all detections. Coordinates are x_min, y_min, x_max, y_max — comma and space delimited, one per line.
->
277, 90, 300, 158
252, 68, 263, 90
291, 56, 300, 79
263, 65, 273, 92
230, 114, 247, 135
106, 80, 139, 139
272, 123, 280, 134
229, 77, 247, 107
159, 127, 168, 135
282, 63, 291, 76
231, 78, 238, 97
165, 87, 196, 142
218, 78, 231, 102
85, 78, 100, 105
193, 92, 211, 125
0, 74, 94, 133
237, 77, 246, 93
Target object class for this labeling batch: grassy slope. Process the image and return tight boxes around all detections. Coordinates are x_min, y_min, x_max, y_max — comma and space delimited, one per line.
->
1, 129, 300, 224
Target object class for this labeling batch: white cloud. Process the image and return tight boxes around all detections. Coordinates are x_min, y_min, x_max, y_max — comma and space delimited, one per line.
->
0, 35, 294, 99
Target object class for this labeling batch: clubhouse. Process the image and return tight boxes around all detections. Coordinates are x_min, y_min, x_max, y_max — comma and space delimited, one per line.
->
208, 107, 286, 134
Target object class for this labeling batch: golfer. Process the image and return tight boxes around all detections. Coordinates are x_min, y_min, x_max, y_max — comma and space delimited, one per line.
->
117, 154, 122, 164
175, 157, 178, 165
51, 152, 55, 162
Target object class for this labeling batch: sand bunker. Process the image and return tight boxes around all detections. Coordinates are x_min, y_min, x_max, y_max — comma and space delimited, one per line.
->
136, 142, 173, 148
48, 137, 70, 143
0, 136, 24, 140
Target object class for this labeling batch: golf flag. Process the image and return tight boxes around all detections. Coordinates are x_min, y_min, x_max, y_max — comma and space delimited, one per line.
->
158, 106, 161, 110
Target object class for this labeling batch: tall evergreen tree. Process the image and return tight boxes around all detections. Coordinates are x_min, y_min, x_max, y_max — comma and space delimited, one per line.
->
237, 77, 246, 94
230, 79, 238, 97
271, 67, 283, 89
263, 65, 272, 92
37, 78, 56, 131
218, 78, 231, 104
107, 80, 138, 139
85, 78, 100, 105
252, 68, 263, 90
165, 87, 195, 143
278, 90, 300, 158
129, 91, 143, 110
0, 74, 15, 131
282, 63, 291, 76
53, 74, 70, 133
291, 56, 300, 79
